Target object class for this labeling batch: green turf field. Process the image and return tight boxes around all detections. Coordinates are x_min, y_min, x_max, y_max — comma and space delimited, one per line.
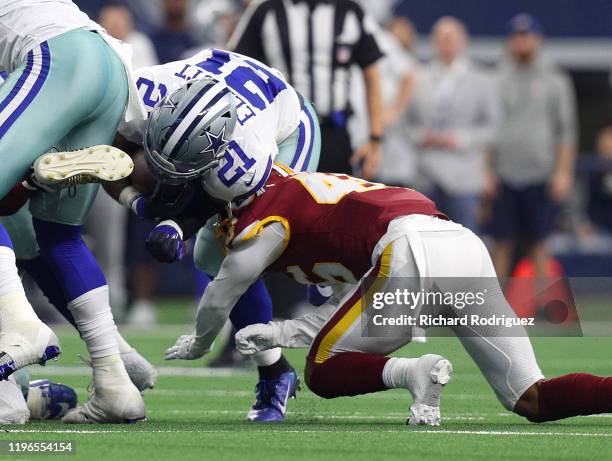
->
0, 301, 610, 461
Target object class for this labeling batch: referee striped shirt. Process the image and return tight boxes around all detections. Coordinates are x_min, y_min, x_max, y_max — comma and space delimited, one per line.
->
228, 0, 383, 118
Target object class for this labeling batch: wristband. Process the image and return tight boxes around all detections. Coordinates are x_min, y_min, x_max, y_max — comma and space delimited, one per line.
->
370, 134, 383, 143
158, 219, 184, 240
118, 186, 142, 209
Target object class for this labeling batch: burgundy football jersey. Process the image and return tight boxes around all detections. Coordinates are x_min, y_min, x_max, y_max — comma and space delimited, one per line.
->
229, 168, 447, 284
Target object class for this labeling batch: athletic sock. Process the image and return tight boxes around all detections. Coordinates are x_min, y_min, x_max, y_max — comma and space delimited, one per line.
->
0, 246, 40, 326
306, 352, 390, 398
382, 357, 419, 390
91, 354, 132, 387
67, 286, 119, 359
537, 373, 612, 421
256, 351, 292, 380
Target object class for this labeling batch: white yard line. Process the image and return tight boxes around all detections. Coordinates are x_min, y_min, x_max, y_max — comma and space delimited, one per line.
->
162, 410, 487, 421
32, 366, 250, 378
1, 429, 610, 437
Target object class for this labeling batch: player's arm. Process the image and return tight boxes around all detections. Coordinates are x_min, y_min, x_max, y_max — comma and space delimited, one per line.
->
101, 134, 152, 214
164, 222, 287, 360
235, 304, 336, 354
235, 285, 353, 354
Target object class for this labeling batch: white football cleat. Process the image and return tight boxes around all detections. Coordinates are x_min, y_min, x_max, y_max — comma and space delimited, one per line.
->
33, 145, 134, 188
121, 349, 157, 392
407, 354, 453, 426
62, 356, 146, 424
0, 321, 61, 381
61, 385, 145, 424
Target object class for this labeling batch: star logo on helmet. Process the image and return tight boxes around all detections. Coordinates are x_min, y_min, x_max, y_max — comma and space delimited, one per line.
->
159, 98, 177, 111
203, 126, 230, 158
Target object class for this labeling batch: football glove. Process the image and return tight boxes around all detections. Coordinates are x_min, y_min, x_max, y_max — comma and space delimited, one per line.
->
235, 322, 282, 356
164, 334, 210, 360
145, 220, 184, 263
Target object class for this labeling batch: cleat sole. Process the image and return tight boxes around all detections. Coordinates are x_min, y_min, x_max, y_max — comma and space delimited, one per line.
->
33, 146, 133, 186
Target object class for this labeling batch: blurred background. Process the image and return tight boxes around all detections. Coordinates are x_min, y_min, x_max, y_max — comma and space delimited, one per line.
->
30, 0, 612, 339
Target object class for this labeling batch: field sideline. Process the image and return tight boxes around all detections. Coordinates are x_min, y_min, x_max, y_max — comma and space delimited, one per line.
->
1, 308, 610, 461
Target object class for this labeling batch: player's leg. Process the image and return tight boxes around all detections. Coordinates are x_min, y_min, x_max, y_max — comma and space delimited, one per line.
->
0, 221, 60, 380
28, 34, 144, 424
193, 224, 297, 421
435, 227, 612, 421
0, 375, 30, 424
2, 204, 156, 392
0, 29, 121, 199
305, 241, 453, 426
0, 29, 134, 381
0, 56, 67, 378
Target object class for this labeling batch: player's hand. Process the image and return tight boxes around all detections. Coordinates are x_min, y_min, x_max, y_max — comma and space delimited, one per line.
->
146, 221, 184, 263
165, 334, 210, 360
351, 140, 382, 180
235, 323, 282, 356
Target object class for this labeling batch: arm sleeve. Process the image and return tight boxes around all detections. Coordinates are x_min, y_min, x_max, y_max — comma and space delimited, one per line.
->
275, 304, 337, 348
274, 284, 353, 348
353, 6, 384, 69
227, 0, 267, 61
193, 222, 287, 349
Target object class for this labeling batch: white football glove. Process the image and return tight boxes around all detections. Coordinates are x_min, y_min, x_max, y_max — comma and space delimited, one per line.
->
235, 323, 282, 356
164, 334, 210, 360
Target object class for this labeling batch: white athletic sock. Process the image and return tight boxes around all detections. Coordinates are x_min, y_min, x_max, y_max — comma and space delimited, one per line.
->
382, 357, 418, 390
91, 354, 131, 387
115, 331, 133, 355
251, 347, 282, 367
0, 247, 39, 327
68, 286, 119, 359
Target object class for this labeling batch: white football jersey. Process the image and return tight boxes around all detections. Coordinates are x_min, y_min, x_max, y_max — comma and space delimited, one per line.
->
0, 0, 101, 72
119, 49, 302, 200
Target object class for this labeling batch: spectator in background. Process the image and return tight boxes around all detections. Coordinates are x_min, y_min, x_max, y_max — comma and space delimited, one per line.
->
586, 125, 612, 233
151, 0, 197, 63
373, 17, 419, 187
408, 17, 498, 231
99, 2, 159, 68
228, 0, 385, 179
489, 14, 577, 279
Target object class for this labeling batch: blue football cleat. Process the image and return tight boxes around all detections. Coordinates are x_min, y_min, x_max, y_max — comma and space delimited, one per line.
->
247, 370, 299, 423
27, 379, 78, 420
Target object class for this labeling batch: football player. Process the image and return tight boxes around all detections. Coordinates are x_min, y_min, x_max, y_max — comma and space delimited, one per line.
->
0, 203, 157, 394
0, 369, 77, 424
38, 48, 321, 422
164, 167, 612, 425
0, 0, 148, 423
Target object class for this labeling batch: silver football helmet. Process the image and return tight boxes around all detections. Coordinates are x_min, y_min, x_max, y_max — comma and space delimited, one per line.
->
143, 77, 238, 185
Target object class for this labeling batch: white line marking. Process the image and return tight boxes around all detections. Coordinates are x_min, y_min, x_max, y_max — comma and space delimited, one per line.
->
162, 410, 486, 421
32, 366, 250, 378
1, 429, 610, 437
